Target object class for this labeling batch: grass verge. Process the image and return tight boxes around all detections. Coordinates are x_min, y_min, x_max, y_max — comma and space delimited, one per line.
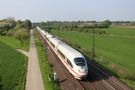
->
34, 29, 59, 90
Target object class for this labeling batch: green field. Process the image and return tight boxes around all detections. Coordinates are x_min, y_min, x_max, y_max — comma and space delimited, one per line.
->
0, 36, 29, 51
102, 28, 135, 37
0, 41, 27, 90
51, 28, 135, 89
0, 36, 28, 90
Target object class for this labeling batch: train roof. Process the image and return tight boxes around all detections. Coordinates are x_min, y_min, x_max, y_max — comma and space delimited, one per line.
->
56, 39, 84, 60
60, 44, 83, 57
46, 33, 53, 38
40, 30, 45, 35
47, 36, 85, 60
39, 28, 85, 60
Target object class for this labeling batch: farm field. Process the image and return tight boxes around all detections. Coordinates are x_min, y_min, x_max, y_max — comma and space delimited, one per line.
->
101, 28, 135, 37
0, 36, 28, 90
51, 28, 135, 89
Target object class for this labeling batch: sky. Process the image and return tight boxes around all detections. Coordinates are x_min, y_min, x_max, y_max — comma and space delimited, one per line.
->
0, 0, 135, 22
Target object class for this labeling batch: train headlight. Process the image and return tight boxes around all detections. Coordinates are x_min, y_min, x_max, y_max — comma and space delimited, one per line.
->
78, 70, 81, 73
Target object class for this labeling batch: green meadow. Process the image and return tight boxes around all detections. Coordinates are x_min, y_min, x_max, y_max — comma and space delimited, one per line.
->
0, 36, 29, 51
0, 36, 28, 90
52, 28, 135, 89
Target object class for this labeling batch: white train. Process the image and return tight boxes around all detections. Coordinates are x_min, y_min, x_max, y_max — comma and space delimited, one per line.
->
37, 27, 88, 80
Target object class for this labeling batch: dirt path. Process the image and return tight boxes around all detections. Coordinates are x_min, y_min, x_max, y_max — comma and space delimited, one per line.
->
16, 49, 28, 56
25, 30, 44, 90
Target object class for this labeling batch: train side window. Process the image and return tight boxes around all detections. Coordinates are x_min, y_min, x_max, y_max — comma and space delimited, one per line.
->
52, 44, 55, 48
50, 42, 55, 48
58, 50, 65, 59
67, 59, 73, 68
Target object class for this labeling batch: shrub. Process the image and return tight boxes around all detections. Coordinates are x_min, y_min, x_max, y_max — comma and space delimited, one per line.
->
14, 29, 29, 46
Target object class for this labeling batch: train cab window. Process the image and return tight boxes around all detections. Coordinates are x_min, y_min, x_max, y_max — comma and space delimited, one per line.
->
67, 59, 73, 68
74, 58, 85, 66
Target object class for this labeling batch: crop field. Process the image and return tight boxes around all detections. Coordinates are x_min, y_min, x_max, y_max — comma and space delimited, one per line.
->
51, 28, 135, 89
101, 28, 135, 37
0, 36, 28, 90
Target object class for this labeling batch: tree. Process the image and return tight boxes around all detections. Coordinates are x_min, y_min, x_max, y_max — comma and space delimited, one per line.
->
0, 18, 16, 35
101, 20, 112, 28
14, 29, 29, 46
23, 19, 32, 30
6, 17, 16, 28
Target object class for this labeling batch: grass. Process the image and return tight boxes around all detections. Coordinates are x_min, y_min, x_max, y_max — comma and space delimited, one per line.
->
0, 36, 29, 51
102, 28, 135, 37
110, 25, 135, 28
0, 41, 27, 90
0, 36, 20, 48
51, 28, 135, 89
0, 33, 29, 90
34, 30, 59, 90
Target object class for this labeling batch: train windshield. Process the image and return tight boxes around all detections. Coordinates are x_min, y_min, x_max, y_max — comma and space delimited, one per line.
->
74, 58, 85, 66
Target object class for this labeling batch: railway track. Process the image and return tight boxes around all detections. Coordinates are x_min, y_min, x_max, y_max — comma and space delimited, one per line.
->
87, 61, 131, 90
38, 31, 131, 90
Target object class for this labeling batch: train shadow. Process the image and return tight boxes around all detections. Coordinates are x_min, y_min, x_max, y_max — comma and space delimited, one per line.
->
84, 55, 119, 82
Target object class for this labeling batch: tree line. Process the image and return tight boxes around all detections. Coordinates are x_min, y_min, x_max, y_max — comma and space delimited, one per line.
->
0, 17, 32, 46
39, 20, 111, 35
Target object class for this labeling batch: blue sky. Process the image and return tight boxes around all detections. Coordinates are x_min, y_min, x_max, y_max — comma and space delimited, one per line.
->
0, 0, 135, 22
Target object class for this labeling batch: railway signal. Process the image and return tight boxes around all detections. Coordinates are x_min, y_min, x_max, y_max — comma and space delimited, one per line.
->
92, 24, 97, 60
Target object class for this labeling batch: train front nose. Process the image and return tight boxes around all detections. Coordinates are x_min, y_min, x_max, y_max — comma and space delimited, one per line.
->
78, 69, 87, 73
76, 69, 88, 80
78, 68, 88, 76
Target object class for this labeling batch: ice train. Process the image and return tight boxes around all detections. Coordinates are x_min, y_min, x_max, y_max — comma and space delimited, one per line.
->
37, 27, 88, 80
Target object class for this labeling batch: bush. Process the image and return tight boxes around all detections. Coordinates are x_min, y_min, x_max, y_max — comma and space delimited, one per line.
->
7, 29, 15, 36
125, 73, 135, 81
14, 29, 29, 46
